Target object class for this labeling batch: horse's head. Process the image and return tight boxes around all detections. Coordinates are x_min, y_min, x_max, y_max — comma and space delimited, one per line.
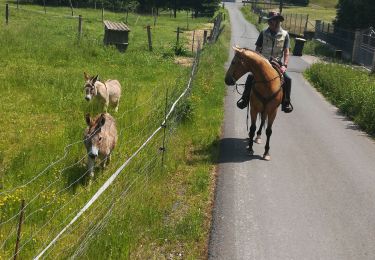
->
225, 46, 250, 86
83, 72, 99, 101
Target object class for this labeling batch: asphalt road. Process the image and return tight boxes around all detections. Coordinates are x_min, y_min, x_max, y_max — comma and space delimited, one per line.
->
209, 2, 375, 259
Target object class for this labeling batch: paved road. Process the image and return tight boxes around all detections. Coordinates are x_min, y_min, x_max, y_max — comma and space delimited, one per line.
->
209, 2, 375, 260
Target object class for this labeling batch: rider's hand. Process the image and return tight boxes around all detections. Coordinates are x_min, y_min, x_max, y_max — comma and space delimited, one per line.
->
280, 65, 287, 74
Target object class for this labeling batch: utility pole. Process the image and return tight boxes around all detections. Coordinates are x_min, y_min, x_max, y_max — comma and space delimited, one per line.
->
279, 0, 283, 14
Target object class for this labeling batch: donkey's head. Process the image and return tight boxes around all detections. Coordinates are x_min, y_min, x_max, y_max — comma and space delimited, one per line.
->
84, 113, 106, 159
83, 72, 99, 101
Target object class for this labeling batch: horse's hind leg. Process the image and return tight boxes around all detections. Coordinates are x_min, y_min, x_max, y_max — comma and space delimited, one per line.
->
248, 110, 257, 155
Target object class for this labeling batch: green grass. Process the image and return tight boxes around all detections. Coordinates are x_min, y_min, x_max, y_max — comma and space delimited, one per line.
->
0, 2, 228, 258
309, 0, 338, 9
305, 64, 375, 135
241, 7, 266, 32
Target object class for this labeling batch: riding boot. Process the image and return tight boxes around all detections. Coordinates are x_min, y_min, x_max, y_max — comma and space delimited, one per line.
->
282, 73, 293, 113
237, 74, 254, 109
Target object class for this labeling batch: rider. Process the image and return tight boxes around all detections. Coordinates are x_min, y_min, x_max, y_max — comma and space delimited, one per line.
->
237, 11, 293, 113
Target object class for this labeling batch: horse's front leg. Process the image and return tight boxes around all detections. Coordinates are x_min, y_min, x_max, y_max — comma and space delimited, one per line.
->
255, 113, 266, 144
248, 110, 258, 155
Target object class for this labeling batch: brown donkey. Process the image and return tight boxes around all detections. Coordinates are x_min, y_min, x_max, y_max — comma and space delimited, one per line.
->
225, 47, 283, 161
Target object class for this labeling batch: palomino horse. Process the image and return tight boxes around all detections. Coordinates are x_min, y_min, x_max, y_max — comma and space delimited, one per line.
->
225, 47, 283, 161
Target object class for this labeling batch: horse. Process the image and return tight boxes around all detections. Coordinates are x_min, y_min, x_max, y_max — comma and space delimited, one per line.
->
225, 46, 283, 161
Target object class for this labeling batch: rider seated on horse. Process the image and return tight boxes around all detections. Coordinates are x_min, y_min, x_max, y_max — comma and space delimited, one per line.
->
237, 11, 293, 113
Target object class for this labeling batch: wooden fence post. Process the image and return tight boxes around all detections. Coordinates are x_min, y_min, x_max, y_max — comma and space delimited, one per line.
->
299, 14, 303, 35
203, 30, 207, 45
13, 199, 25, 260
352, 29, 362, 63
176, 26, 180, 44
43, 0, 46, 14
69, 0, 74, 16
192, 30, 195, 53
78, 15, 83, 39
5, 4, 9, 25
304, 14, 309, 34
372, 50, 375, 73
17, 0, 19, 10
147, 25, 152, 51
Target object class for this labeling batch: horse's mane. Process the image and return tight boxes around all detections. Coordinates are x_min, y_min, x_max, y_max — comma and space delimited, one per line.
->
239, 47, 268, 63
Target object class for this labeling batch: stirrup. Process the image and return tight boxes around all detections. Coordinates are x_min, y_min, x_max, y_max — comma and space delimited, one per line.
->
236, 98, 248, 109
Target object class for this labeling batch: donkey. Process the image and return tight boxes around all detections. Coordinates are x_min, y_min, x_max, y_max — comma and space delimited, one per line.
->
84, 113, 118, 179
83, 72, 122, 112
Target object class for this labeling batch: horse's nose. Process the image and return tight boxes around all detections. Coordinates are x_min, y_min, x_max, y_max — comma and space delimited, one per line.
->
89, 152, 97, 159
85, 96, 91, 101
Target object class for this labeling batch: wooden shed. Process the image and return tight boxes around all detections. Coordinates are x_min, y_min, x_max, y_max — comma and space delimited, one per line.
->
103, 20, 130, 52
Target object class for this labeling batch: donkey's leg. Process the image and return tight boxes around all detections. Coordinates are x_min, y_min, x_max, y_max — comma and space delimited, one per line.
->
263, 110, 277, 161
248, 110, 258, 155
114, 97, 120, 112
88, 157, 95, 178
255, 112, 266, 144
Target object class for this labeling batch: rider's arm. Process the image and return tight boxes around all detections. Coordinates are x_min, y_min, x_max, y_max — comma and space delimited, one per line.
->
283, 48, 289, 67
282, 33, 290, 68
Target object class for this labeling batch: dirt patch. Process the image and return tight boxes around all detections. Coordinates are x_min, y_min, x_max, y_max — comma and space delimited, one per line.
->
174, 57, 194, 67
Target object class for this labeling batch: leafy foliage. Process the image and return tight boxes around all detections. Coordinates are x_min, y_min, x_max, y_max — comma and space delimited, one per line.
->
334, 0, 375, 29
283, 0, 309, 7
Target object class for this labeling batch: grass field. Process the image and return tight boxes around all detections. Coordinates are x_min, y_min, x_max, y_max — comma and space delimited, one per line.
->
0, 2, 229, 258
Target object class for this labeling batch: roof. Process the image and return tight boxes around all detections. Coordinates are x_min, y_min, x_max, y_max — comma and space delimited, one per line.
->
104, 20, 130, 31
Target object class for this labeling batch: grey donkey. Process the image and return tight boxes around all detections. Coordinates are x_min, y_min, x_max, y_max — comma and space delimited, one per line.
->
84, 113, 118, 179
84, 72, 121, 112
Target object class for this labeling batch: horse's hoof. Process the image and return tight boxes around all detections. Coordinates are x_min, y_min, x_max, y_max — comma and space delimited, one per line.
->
263, 154, 271, 161
255, 136, 262, 144
248, 149, 254, 156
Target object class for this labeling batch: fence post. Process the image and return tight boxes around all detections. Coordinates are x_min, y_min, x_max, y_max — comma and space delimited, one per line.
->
192, 30, 195, 53
5, 4, 9, 25
203, 30, 207, 45
43, 0, 46, 14
299, 14, 303, 35
78, 15, 83, 39
160, 88, 168, 166
126, 9, 129, 23
17, 0, 19, 9
13, 199, 25, 260
69, 0, 74, 16
372, 51, 375, 73
352, 29, 362, 63
304, 14, 309, 34
147, 25, 152, 51
177, 26, 181, 43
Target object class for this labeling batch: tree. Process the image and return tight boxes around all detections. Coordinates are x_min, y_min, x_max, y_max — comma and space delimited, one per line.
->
334, 0, 375, 29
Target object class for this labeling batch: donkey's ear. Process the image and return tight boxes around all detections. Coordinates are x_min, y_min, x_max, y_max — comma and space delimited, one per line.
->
85, 113, 91, 126
99, 114, 106, 127
84, 72, 90, 81
92, 75, 99, 83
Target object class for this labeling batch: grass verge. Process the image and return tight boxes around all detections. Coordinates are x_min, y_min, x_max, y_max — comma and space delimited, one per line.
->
305, 63, 375, 135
